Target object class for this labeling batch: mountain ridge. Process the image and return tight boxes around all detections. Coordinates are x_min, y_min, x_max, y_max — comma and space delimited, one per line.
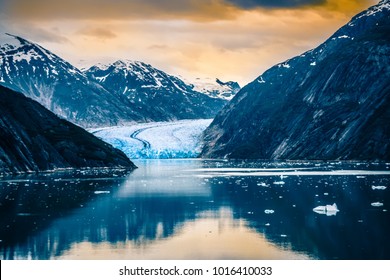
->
1, 35, 229, 128
201, 0, 390, 160
0, 33, 147, 128
85, 60, 227, 121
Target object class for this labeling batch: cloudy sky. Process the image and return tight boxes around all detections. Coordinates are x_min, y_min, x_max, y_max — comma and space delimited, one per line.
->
0, 0, 377, 85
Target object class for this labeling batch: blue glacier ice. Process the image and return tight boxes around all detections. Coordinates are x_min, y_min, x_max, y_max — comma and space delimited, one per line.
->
90, 119, 212, 159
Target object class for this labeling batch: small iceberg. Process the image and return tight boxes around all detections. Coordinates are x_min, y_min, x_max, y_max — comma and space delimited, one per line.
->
273, 181, 285, 185
313, 203, 339, 216
94, 191, 111, 194
372, 186, 387, 190
264, 209, 275, 214
371, 202, 384, 207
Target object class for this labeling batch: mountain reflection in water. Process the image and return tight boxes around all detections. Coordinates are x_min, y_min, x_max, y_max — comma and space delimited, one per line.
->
0, 160, 389, 260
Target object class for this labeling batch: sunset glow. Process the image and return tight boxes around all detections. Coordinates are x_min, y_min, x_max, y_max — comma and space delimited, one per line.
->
0, 0, 377, 85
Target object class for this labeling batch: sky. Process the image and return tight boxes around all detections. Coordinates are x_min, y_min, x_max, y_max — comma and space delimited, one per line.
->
0, 0, 378, 85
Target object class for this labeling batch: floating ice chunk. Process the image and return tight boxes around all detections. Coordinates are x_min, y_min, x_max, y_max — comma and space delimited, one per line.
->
371, 202, 384, 207
310, 62, 316, 66
280, 234, 287, 238
257, 182, 269, 187
265, 223, 270, 226
17, 213, 33, 216
264, 209, 275, 214
372, 186, 387, 190
273, 181, 285, 185
94, 191, 111, 194
313, 203, 339, 216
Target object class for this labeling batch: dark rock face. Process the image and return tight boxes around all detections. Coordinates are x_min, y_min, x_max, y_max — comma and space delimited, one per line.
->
85, 60, 226, 121
0, 85, 136, 174
202, 0, 390, 160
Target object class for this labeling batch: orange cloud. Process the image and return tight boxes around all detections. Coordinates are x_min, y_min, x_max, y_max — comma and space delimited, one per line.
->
77, 27, 117, 40
0, 0, 379, 86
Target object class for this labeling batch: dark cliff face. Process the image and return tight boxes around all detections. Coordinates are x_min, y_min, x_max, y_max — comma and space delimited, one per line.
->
85, 60, 226, 121
0, 85, 136, 174
202, 0, 390, 160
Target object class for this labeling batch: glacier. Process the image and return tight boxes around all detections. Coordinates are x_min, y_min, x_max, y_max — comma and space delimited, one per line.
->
90, 119, 212, 159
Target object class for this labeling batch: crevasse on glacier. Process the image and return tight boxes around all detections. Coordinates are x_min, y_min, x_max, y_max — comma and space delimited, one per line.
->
91, 119, 212, 159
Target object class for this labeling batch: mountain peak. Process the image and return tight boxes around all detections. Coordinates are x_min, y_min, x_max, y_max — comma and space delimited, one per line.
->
351, 0, 390, 22
1, 33, 30, 53
201, 0, 390, 160
183, 77, 241, 101
114, 59, 149, 67
0, 33, 82, 75
92, 59, 152, 71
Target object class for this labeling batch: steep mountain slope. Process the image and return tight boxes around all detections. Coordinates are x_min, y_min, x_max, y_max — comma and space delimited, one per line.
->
0, 33, 147, 128
184, 77, 240, 100
0, 85, 136, 174
202, 0, 390, 160
85, 60, 227, 120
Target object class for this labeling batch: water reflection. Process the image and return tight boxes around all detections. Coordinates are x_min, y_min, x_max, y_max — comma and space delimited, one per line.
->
0, 160, 389, 259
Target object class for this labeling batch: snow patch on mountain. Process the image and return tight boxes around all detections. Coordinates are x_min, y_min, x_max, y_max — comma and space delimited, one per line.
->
355, 0, 390, 20
90, 119, 212, 159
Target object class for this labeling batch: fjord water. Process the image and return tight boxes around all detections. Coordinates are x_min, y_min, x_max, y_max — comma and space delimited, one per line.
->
0, 160, 389, 260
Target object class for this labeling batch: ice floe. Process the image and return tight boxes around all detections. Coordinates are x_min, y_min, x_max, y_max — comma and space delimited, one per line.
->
372, 186, 387, 190
371, 202, 384, 207
313, 203, 339, 216
94, 191, 111, 194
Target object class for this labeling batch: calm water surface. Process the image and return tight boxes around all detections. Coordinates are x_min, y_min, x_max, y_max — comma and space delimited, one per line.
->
0, 159, 389, 260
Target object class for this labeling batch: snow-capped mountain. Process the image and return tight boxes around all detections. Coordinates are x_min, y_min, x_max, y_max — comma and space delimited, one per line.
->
0, 33, 147, 127
0, 84, 135, 174
202, 0, 390, 160
184, 77, 240, 101
85, 60, 227, 121
0, 34, 226, 128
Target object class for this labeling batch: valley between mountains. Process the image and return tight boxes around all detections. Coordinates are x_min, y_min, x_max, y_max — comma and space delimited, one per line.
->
0, 0, 390, 262
0, 0, 389, 172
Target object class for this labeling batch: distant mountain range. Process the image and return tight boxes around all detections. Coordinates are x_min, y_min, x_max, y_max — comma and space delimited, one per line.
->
202, 0, 390, 160
85, 60, 227, 122
0, 34, 234, 128
182, 77, 240, 100
0, 84, 136, 174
